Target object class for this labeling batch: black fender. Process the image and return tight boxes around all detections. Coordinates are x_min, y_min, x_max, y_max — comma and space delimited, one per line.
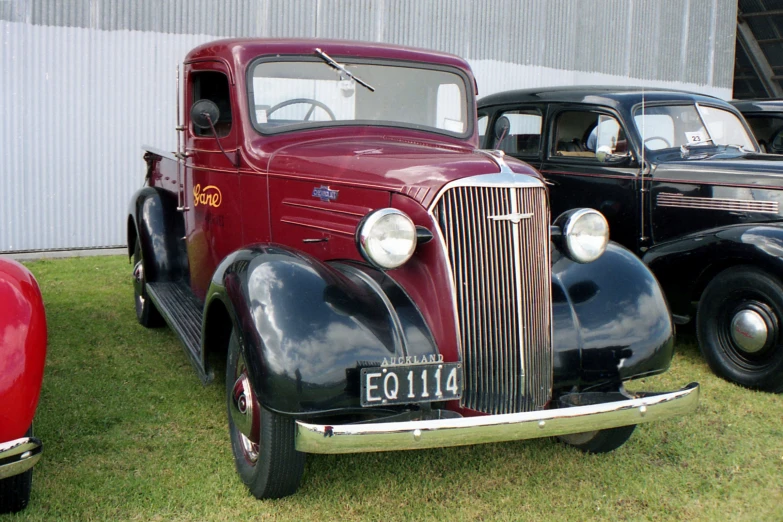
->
127, 187, 187, 283
204, 245, 438, 417
552, 241, 675, 390
642, 224, 783, 317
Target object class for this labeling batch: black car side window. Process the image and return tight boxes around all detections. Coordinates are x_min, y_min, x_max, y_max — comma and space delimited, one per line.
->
553, 111, 626, 160
192, 71, 233, 138
477, 114, 488, 146
745, 115, 783, 153
491, 109, 542, 156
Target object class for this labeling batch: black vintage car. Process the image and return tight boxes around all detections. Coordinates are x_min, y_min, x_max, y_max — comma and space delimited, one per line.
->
731, 99, 783, 154
478, 87, 783, 393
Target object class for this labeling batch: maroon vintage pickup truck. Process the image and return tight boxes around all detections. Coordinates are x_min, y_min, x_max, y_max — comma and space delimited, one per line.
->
128, 38, 698, 499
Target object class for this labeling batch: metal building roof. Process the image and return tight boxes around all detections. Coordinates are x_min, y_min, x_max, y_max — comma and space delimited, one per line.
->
735, 0, 783, 98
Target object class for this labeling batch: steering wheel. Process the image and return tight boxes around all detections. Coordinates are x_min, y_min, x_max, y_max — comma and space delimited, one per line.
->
267, 98, 336, 121
643, 136, 672, 149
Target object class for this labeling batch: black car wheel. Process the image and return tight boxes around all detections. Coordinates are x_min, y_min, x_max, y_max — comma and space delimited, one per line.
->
132, 239, 164, 328
697, 266, 783, 393
0, 426, 34, 514
558, 425, 636, 454
226, 331, 305, 499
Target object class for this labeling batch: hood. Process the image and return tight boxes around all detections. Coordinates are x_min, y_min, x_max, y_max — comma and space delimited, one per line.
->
267, 135, 542, 207
652, 154, 783, 188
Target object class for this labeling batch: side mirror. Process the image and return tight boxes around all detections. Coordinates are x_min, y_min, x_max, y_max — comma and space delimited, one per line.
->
190, 99, 220, 130
492, 116, 511, 145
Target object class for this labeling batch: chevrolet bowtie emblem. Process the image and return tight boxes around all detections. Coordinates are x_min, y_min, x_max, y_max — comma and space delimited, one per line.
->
488, 212, 533, 224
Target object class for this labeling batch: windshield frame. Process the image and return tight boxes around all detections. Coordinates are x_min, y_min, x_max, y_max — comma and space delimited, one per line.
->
631, 101, 759, 154
245, 54, 475, 139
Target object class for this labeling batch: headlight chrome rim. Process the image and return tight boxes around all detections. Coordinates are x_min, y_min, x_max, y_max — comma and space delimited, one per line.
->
357, 208, 417, 269
562, 208, 609, 264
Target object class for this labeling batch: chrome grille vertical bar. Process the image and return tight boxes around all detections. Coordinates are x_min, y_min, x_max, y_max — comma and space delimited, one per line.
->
509, 187, 526, 409
475, 188, 489, 411
490, 187, 507, 411
519, 187, 532, 404
503, 189, 520, 412
461, 187, 478, 409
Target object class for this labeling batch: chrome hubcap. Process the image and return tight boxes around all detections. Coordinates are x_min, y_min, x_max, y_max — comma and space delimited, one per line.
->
133, 261, 144, 283
230, 374, 255, 439
730, 309, 768, 353
132, 261, 145, 305
230, 356, 259, 463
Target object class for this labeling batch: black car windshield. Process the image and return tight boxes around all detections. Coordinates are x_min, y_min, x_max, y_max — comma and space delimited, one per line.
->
633, 104, 756, 152
248, 59, 470, 137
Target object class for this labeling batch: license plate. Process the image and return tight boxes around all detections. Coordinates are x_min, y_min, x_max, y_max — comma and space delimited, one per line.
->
360, 363, 462, 407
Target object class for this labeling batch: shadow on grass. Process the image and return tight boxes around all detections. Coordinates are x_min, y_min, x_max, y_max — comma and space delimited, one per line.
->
13, 256, 783, 522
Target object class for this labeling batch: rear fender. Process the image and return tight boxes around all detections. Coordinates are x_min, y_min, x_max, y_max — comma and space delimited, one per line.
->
552, 242, 674, 390
642, 224, 783, 316
127, 187, 188, 282
205, 245, 438, 417
0, 259, 47, 442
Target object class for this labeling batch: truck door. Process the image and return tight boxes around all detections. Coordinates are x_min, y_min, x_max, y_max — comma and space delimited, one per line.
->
540, 106, 642, 252
183, 63, 241, 301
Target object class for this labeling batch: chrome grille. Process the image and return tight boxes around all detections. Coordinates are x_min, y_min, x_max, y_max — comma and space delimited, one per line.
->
432, 183, 552, 414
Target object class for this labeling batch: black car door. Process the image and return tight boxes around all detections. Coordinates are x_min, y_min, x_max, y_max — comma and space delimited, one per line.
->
540, 105, 642, 252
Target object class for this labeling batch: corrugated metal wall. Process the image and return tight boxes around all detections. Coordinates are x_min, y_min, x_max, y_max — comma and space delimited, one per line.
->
0, 0, 737, 252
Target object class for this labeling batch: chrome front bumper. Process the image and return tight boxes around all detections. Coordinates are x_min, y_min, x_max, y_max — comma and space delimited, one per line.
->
0, 437, 43, 480
295, 383, 699, 454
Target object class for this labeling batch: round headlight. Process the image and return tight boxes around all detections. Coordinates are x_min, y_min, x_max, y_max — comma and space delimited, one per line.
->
562, 209, 609, 263
357, 209, 417, 269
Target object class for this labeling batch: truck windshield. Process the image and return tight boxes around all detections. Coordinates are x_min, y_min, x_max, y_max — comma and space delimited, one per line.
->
633, 104, 755, 152
248, 59, 470, 137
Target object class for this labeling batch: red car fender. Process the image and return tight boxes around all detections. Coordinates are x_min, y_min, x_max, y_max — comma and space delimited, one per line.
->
0, 258, 47, 442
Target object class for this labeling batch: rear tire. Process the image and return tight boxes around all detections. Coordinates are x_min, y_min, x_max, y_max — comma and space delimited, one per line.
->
226, 331, 305, 499
558, 425, 636, 454
132, 239, 164, 328
0, 427, 34, 514
697, 266, 783, 393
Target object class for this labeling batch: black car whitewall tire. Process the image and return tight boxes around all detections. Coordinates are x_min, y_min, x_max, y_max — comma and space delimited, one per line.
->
132, 239, 164, 328
697, 266, 783, 393
226, 331, 305, 499
0, 426, 34, 514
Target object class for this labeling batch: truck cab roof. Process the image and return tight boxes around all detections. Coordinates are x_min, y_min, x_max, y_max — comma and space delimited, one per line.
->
185, 38, 475, 85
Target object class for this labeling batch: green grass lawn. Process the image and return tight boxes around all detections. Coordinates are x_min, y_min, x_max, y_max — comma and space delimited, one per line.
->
3, 255, 782, 521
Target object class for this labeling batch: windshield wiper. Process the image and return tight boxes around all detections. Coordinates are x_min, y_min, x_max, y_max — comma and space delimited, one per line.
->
314, 48, 375, 92
726, 143, 754, 153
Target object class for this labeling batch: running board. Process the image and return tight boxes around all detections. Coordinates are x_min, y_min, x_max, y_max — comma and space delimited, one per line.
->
146, 281, 213, 384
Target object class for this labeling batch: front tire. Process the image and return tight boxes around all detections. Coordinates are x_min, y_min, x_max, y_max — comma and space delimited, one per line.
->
697, 266, 783, 393
226, 331, 304, 499
558, 425, 636, 454
0, 427, 34, 514
132, 239, 164, 328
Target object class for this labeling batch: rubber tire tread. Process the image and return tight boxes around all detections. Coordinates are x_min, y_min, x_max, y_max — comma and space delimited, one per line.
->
227, 332, 305, 499
133, 239, 164, 328
0, 427, 34, 514
696, 266, 783, 393
558, 424, 636, 454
